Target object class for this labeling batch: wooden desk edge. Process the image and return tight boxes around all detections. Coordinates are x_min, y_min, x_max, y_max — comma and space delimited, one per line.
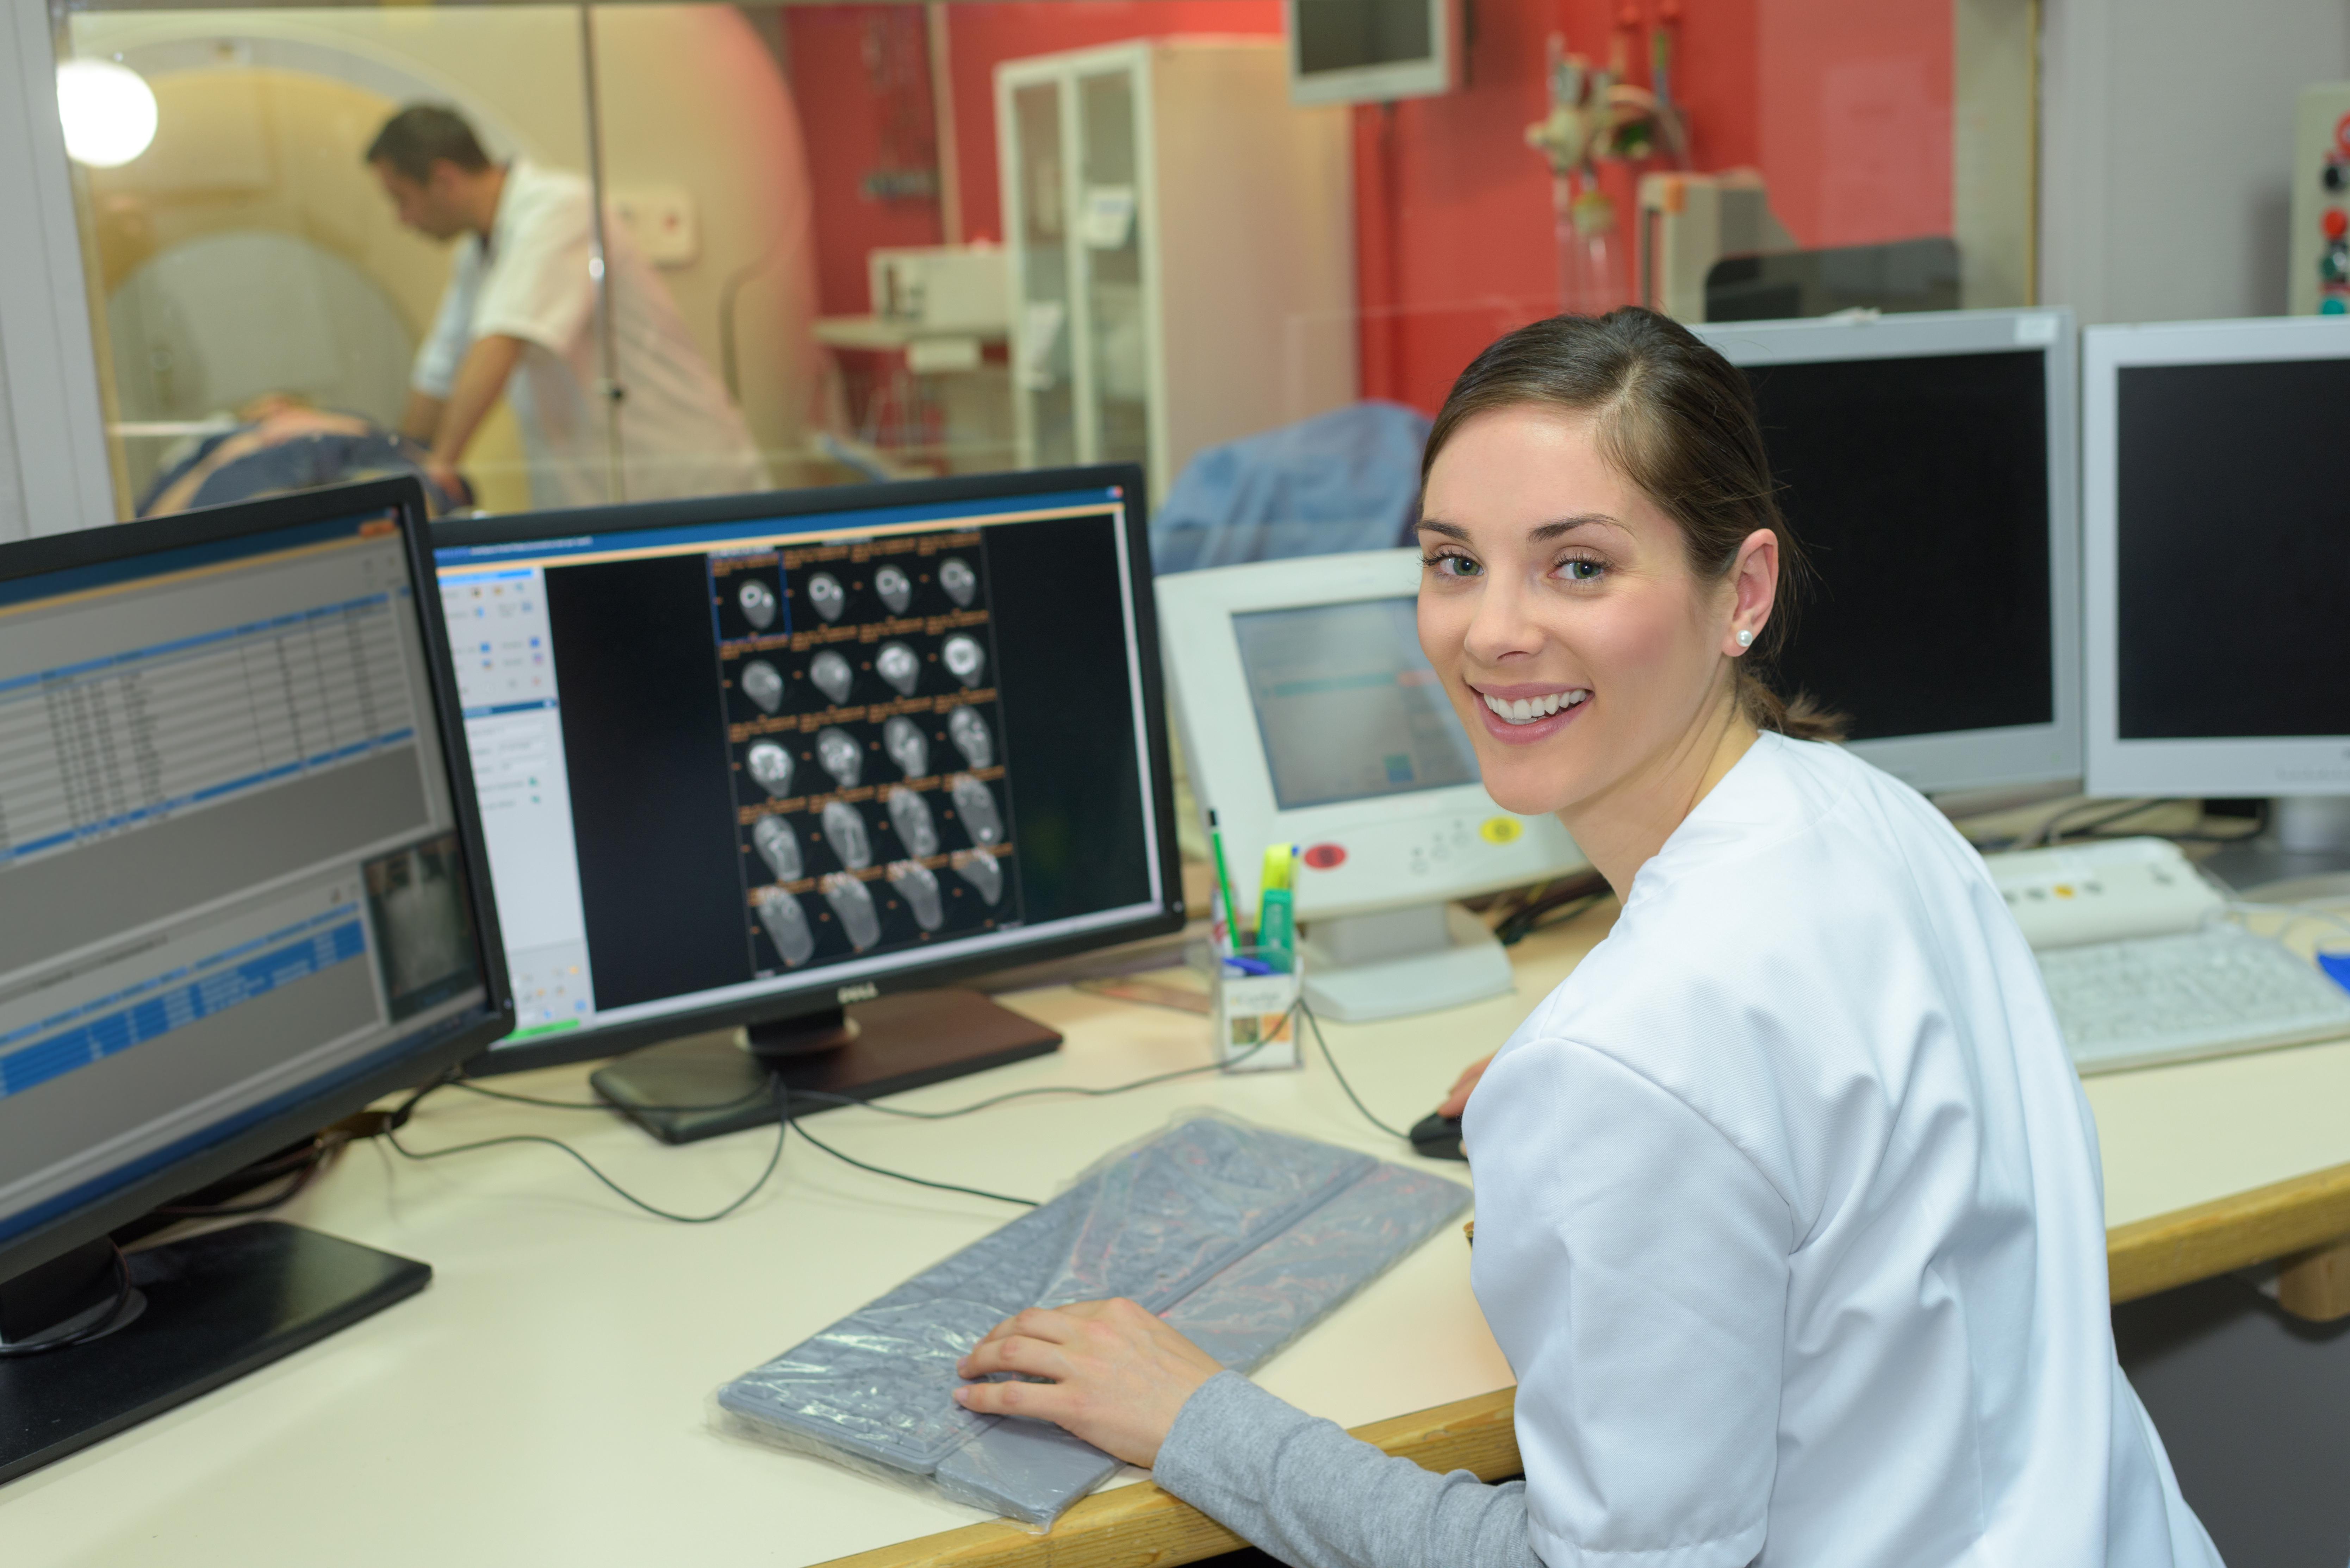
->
2107, 1157, 2350, 1304
813, 1388, 1520, 1568
822, 1162, 2350, 1568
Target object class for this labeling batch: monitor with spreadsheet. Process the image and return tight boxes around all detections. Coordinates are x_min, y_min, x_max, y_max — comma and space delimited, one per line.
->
0, 479, 508, 1483
1694, 308, 2081, 793
431, 465, 1182, 1098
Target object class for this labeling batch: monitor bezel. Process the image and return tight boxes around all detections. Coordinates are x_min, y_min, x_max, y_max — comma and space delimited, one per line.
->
2082, 315, 2350, 796
432, 463, 1187, 1077
1694, 307, 2083, 794
0, 476, 515, 1286
1283, 0, 1455, 107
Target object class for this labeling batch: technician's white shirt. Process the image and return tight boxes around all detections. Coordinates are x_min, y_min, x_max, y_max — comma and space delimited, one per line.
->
414, 161, 767, 509
1465, 732, 2219, 1567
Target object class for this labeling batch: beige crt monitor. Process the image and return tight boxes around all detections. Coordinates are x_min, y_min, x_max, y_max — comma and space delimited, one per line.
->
1157, 549, 1588, 1022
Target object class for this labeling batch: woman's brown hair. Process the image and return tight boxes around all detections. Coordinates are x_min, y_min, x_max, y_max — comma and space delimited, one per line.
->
1422, 307, 1845, 742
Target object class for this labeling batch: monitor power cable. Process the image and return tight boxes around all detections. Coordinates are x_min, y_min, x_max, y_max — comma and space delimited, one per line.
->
0, 1239, 138, 1359
280, 1023, 1398, 1229
379, 1073, 794, 1225
376, 1035, 1298, 1217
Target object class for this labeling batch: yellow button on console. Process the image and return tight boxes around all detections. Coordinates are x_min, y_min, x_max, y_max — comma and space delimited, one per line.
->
1480, 817, 1523, 845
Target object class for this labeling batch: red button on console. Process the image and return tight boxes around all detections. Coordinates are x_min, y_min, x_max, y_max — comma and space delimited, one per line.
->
1301, 843, 1347, 870
2326, 209, 2348, 240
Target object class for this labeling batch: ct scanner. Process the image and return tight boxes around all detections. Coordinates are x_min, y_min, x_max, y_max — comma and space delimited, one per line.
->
67, 7, 820, 513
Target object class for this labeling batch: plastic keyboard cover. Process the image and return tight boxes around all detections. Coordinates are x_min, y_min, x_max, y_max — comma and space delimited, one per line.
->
714, 1113, 1471, 1526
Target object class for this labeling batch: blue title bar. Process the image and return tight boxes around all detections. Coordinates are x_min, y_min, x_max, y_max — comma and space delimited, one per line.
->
432, 487, 1123, 569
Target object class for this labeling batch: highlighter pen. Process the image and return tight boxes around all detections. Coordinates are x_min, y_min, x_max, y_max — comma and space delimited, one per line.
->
1256, 843, 1297, 962
1206, 809, 1244, 948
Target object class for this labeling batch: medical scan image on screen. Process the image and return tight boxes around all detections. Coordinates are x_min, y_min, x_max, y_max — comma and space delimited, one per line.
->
0, 511, 486, 1248
1232, 596, 1479, 812
713, 532, 1019, 973
434, 486, 1165, 1052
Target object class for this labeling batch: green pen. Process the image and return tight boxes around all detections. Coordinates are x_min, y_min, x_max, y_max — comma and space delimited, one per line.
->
1206, 809, 1244, 948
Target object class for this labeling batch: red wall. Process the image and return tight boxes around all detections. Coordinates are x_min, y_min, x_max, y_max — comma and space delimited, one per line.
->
783, 5, 950, 317
1351, 0, 1949, 412
789, 0, 1951, 410
1756, 0, 1953, 250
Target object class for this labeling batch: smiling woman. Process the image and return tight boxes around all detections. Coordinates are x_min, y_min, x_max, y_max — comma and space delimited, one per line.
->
1410, 310, 1842, 886
951, 308, 2221, 1568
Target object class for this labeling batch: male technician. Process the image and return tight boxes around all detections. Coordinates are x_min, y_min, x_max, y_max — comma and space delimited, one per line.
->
367, 104, 767, 508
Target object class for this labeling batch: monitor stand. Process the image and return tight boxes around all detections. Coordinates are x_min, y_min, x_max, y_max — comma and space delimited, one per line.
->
0, 1223, 428, 1486
2203, 797, 2350, 900
588, 988, 1063, 1146
1299, 903, 1514, 1023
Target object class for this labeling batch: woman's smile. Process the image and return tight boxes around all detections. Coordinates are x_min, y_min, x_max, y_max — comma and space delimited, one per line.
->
1468, 680, 1592, 742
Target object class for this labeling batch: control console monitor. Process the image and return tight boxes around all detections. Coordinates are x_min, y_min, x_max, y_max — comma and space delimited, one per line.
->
1158, 548, 1588, 1023
431, 466, 1182, 1141
2083, 316, 2350, 887
0, 478, 509, 1484
1695, 307, 2081, 794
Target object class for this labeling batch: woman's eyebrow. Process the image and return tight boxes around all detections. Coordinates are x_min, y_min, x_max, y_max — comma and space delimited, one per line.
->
1529, 513, 1619, 542
1415, 515, 1619, 543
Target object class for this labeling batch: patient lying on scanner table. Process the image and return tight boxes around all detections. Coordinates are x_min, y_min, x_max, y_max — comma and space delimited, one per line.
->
139, 395, 467, 518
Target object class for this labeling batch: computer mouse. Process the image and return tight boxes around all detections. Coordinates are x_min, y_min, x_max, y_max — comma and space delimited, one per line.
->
1410, 1110, 1466, 1162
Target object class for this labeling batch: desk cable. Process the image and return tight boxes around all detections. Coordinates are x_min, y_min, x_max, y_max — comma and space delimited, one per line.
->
1971, 797, 2270, 854
0, 1240, 138, 1360
1295, 998, 1414, 1143
371, 1039, 1289, 1223
379, 1074, 796, 1224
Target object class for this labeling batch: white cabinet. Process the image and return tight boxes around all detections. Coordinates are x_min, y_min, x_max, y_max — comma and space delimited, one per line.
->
996, 39, 1356, 499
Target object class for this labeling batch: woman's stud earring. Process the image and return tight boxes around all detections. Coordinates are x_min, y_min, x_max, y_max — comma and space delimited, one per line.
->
1735, 629, 1754, 649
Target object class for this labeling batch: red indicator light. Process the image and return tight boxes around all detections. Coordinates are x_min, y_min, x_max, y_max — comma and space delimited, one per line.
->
1302, 843, 1347, 870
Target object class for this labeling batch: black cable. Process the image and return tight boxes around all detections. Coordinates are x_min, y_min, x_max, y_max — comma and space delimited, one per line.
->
453, 1044, 1260, 1123
781, 1107, 1039, 1206
382, 1078, 790, 1225
1298, 998, 1414, 1143
785, 1054, 1249, 1120
452, 1077, 776, 1116
2026, 796, 2174, 847
155, 1158, 323, 1219
0, 1241, 137, 1358
1491, 872, 1612, 947
387, 1023, 1278, 1217
1496, 892, 1609, 947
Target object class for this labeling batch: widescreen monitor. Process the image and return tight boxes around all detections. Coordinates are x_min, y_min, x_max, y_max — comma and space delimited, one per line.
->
2083, 317, 2350, 800
0, 478, 509, 1483
431, 466, 1183, 1137
1695, 308, 2081, 794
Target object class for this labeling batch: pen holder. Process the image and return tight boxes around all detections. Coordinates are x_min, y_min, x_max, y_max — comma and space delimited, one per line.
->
1204, 946, 1304, 1073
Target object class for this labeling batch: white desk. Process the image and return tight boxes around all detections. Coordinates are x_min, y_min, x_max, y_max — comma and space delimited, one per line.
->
7, 902, 2350, 1567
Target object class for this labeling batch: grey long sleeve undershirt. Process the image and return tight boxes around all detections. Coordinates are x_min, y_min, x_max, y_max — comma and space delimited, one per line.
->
1151, 1372, 1546, 1568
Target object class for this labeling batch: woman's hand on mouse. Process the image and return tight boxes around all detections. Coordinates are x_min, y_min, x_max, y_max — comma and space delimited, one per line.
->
953, 1298, 1222, 1467
1437, 1054, 1495, 1118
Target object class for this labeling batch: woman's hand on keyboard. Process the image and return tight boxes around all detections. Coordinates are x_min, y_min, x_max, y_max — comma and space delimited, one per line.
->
953, 1298, 1222, 1466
